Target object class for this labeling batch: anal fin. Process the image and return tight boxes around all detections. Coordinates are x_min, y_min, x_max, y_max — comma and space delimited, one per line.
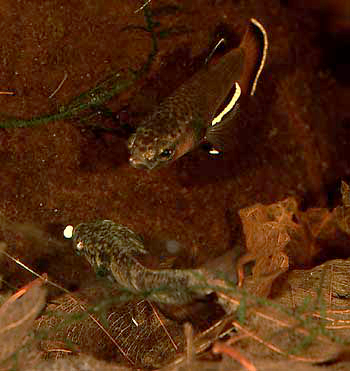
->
205, 102, 241, 152
205, 82, 242, 151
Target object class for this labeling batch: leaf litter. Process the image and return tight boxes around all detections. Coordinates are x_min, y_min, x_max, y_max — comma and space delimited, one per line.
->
0, 268, 46, 367
2, 185, 350, 370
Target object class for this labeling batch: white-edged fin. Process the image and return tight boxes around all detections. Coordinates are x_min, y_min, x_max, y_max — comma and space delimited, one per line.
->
211, 82, 241, 126
205, 83, 242, 151
205, 38, 225, 65
238, 18, 268, 96
249, 18, 268, 96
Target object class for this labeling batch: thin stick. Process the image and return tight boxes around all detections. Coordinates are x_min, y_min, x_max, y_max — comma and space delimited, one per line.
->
329, 263, 333, 308
86, 310, 134, 364
184, 322, 194, 369
49, 72, 68, 99
0, 91, 15, 96
312, 312, 350, 324
148, 300, 178, 350
47, 348, 73, 354
213, 342, 257, 371
233, 321, 330, 363
135, 0, 151, 13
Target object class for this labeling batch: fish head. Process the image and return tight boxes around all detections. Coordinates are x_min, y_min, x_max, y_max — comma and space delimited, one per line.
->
72, 221, 113, 272
128, 126, 181, 170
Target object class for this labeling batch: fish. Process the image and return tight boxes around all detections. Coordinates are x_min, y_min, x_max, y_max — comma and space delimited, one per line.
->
128, 18, 268, 170
72, 220, 212, 304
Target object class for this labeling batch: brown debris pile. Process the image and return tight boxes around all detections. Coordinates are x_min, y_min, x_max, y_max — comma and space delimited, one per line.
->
238, 183, 350, 298
2, 186, 350, 370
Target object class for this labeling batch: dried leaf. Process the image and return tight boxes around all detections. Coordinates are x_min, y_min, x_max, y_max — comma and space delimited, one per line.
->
237, 192, 350, 297
296, 182, 350, 247
36, 282, 185, 369
24, 354, 131, 371
0, 278, 46, 362
274, 258, 350, 337
334, 205, 350, 236
341, 180, 350, 207
232, 308, 343, 364
238, 198, 300, 296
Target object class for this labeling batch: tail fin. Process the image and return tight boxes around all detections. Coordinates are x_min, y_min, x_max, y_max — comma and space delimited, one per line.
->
239, 18, 268, 95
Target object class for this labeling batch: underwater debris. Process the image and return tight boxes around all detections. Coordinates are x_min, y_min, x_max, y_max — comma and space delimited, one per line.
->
238, 184, 350, 297
0, 277, 46, 365
238, 198, 297, 296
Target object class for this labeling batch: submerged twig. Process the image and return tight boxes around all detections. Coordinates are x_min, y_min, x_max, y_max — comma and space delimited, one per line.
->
232, 321, 333, 363
135, 0, 152, 13
184, 322, 194, 368
148, 300, 178, 350
213, 342, 257, 371
49, 72, 68, 99
0, 91, 15, 96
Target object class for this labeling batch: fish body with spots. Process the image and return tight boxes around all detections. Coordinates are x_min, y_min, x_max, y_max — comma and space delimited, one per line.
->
128, 18, 268, 170
72, 220, 212, 304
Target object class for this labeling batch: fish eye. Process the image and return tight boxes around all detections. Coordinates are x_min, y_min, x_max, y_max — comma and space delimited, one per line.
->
159, 148, 174, 159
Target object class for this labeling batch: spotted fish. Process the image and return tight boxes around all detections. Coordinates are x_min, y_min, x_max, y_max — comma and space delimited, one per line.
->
128, 18, 268, 169
72, 220, 212, 304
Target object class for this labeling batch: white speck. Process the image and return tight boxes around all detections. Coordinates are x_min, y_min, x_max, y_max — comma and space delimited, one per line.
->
54, 208, 58, 213
166, 240, 181, 254
131, 317, 139, 326
77, 241, 84, 250
39, 202, 43, 207
64, 225, 74, 239
209, 148, 220, 155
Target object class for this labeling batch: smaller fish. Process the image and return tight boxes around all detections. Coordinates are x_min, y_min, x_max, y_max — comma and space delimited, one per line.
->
128, 18, 268, 169
72, 220, 212, 304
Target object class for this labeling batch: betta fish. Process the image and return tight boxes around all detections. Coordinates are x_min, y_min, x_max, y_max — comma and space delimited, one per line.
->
128, 18, 268, 170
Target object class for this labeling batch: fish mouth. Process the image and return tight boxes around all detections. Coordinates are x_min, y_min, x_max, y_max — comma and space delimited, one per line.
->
129, 156, 157, 170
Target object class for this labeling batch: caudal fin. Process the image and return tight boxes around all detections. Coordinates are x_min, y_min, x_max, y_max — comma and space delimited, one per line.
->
239, 18, 268, 96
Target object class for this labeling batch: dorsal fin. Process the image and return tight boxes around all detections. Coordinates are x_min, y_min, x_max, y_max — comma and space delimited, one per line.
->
239, 18, 268, 96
